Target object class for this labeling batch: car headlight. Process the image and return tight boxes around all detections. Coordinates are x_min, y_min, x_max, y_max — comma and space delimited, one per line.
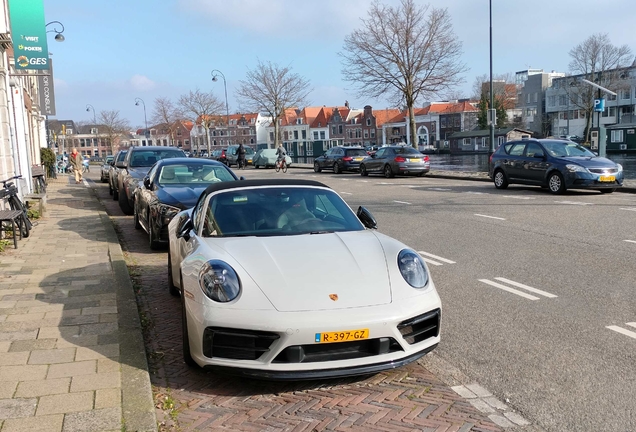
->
397, 249, 429, 288
158, 204, 180, 222
199, 260, 241, 302
565, 164, 587, 173
616, 163, 623, 172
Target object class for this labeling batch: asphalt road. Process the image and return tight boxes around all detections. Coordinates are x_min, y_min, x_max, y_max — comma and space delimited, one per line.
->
239, 166, 636, 432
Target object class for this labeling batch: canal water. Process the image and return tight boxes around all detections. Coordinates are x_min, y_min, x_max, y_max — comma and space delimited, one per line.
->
429, 153, 636, 179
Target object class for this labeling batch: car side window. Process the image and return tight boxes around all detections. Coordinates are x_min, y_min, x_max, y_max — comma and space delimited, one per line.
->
147, 165, 158, 182
509, 144, 526, 156
375, 148, 386, 158
525, 143, 544, 158
192, 193, 207, 234
325, 149, 333, 156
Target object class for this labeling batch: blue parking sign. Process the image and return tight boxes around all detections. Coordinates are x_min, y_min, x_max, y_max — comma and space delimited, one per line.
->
594, 98, 605, 112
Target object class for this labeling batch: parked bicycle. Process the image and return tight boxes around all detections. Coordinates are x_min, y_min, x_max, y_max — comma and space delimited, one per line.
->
0, 175, 32, 238
275, 158, 288, 173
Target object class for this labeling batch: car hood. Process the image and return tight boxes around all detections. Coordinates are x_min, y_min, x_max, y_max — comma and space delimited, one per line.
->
557, 156, 617, 168
157, 186, 208, 209
212, 230, 391, 312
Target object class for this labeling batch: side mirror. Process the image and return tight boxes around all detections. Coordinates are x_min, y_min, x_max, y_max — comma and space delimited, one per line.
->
115, 161, 127, 169
143, 177, 152, 189
177, 217, 193, 241
357, 206, 377, 229
239, 176, 245, 180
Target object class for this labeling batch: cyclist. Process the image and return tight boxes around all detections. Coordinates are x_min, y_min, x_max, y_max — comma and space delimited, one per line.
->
82, 156, 90, 173
275, 144, 287, 167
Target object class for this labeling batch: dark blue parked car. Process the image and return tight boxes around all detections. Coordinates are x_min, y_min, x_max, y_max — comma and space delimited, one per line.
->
489, 139, 623, 194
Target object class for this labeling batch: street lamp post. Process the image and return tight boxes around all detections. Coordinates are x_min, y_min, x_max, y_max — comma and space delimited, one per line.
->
85, 104, 96, 124
135, 98, 149, 143
211, 69, 230, 147
45, 21, 65, 42
488, 0, 495, 153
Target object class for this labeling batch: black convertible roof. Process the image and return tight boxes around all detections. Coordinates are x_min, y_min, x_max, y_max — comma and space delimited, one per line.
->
203, 179, 329, 196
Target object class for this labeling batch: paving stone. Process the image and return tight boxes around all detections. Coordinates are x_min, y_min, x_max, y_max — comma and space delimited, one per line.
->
43, 310, 81, 319
483, 396, 509, 410
96, 358, 120, 374
36, 391, 94, 416
465, 383, 492, 397
488, 414, 515, 428
70, 371, 120, 392
0, 381, 17, 398
75, 344, 119, 361
98, 314, 117, 323
467, 398, 496, 414
37, 326, 79, 340
5, 313, 46, 322
78, 323, 117, 336
0, 365, 48, 382
0, 398, 37, 419
450, 385, 477, 399
47, 360, 97, 379
0, 331, 38, 342
80, 307, 117, 316
0, 352, 29, 366
61, 407, 121, 432
504, 411, 531, 426
55, 335, 99, 349
0, 413, 64, 432
94, 388, 121, 409
0, 341, 12, 352
28, 348, 77, 365
9, 339, 57, 352
15, 377, 71, 397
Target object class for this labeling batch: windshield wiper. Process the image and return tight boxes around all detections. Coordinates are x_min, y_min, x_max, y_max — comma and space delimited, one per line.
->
309, 230, 334, 235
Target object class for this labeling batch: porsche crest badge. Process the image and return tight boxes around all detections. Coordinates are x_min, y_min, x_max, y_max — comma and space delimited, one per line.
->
329, 294, 338, 301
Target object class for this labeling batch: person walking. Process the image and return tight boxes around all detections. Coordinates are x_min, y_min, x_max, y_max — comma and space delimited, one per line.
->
69, 148, 83, 184
237, 143, 246, 169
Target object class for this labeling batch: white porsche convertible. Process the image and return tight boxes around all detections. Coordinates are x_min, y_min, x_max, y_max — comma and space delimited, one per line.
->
168, 179, 441, 379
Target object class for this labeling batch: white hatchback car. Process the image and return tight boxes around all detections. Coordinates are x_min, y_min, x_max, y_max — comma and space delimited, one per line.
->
168, 179, 441, 379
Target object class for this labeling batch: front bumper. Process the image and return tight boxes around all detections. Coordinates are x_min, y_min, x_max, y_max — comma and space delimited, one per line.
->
565, 171, 623, 189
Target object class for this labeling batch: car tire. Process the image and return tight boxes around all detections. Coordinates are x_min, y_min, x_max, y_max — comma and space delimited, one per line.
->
333, 163, 341, 174
118, 188, 133, 215
383, 164, 394, 178
112, 185, 118, 200
493, 169, 508, 189
599, 188, 616, 194
133, 201, 141, 230
360, 164, 368, 176
548, 172, 566, 194
149, 221, 160, 250
168, 252, 180, 297
108, 184, 113, 195
181, 276, 196, 367
314, 162, 322, 173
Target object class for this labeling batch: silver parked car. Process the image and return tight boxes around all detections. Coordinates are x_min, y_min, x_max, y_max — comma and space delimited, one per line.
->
253, 148, 292, 169
360, 145, 430, 178
100, 155, 114, 183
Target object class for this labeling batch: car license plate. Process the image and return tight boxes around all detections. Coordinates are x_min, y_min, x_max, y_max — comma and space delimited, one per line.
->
410, 158, 420, 162
355, 157, 364, 161
599, 175, 615, 182
315, 329, 369, 343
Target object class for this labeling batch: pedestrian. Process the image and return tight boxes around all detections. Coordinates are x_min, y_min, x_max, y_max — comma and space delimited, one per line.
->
83, 156, 90, 173
69, 148, 83, 184
237, 143, 246, 168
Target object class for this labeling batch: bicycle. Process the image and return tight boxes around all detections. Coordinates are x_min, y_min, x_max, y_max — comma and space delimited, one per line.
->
275, 158, 288, 173
0, 175, 32, 238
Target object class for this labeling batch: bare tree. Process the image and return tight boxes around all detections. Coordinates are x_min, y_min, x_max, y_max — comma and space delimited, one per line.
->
235, 60, 311, 149
340, 0, 467, 148
97, 110, 130, 154
568, 33, 633, 142
151, 96, 182, 146
177, 89, 224, 155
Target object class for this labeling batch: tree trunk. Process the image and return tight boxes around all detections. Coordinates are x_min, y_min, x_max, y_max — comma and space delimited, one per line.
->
408, 104, 417, 149
273, 119, 279, 150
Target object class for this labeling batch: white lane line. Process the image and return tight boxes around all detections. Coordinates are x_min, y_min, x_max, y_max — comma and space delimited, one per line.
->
418, 251, 456, 264
358, 180, 369, 183
620, 207, 636, 212
627, 322, 636, 329
429, 187, 451, 191
554, 201, 593, 206
624, 240, 636, 244
463, 191, 487, 194
340, 191, 352, 195
340, 178, 350, 181
475, 214, 506, 221
377, 182, 391, 185
393, 200, 411, 205
478, 279, 540, 301
503, 195, 536, 200
422, 258, 443, 266
607, 325, 636, 340
82, 179, 89, 187
494, 277, 557, 298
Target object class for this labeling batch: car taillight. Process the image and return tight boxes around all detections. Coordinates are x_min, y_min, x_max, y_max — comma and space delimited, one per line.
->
423, 155, 430, 162
342, 156, 353, 162
395, 156, 406, 163
489, 152, 493, 164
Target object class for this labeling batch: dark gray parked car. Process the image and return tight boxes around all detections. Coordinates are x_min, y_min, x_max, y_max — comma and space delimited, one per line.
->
109, 150, 127, 199
314, 147, 368, 174
489, 139, 624, 194
359, 145, 430, 178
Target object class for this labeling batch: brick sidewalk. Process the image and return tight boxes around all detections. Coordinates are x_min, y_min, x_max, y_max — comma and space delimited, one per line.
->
0, 177, 155, 432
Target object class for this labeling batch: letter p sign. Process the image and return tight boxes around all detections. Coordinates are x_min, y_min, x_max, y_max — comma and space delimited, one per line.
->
593, 98, 605, 112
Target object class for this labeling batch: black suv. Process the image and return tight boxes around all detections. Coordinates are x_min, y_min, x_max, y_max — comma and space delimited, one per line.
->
313, 147, 368, 173
109, 150, 128, 200
116, 146, 186, 214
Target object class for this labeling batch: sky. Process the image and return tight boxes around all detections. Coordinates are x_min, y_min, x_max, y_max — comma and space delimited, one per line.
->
42, 0, 635, 130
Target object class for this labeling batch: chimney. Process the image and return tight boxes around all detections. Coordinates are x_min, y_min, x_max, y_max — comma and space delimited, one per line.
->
345, 100, 349, 108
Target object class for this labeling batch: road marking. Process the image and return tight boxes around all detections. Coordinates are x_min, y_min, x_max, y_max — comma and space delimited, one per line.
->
393, 200, 411, 205
478, 279, 540, 301
475, 214, 506, 220
340, 191, 352, 195
422, 258, 443, 266
429, 187, 451, 191
627, 322, 636, 329
607, 325, 636, 340
340, 178, 350, 181
418, 251, 456, 264
494, 277, 557, 298
620, 207, 636, 212
464, 191, 487, 194
377, 182, 392, 185
554, 201, 593, 206
503, 195, 535, 200
624, 240, 636, 244
358, 180, 369, 183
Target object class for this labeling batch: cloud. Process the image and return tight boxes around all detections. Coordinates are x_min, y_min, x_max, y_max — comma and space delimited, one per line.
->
129, 75, 157, 92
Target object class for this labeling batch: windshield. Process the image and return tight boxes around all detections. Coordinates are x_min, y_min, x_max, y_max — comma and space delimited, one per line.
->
130, 150, 185, 167
158, 164, 235, 185
345, 149, 368, 156
394, 147, 423, 155
117, 151, 127, 162
542, 141, 595, 158
201, 187, 364, 238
